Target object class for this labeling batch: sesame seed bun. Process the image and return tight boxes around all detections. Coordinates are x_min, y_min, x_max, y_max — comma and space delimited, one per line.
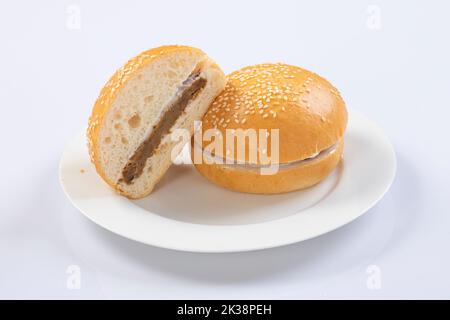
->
88, 45, 226, 198
191, 63, 347, 194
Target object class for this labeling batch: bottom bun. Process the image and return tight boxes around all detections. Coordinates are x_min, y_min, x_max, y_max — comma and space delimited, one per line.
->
192, 140, 344, 194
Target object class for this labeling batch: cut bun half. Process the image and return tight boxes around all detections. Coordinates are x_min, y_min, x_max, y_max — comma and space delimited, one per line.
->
88, 45, 226, 198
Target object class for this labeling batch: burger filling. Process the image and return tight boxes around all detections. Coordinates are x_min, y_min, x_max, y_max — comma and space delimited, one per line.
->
121, 71, 207, 184
194, 140, 339, 169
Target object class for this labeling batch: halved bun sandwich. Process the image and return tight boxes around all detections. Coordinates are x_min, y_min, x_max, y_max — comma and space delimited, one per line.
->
88, 45, 226, 198
191, 63, 347, 194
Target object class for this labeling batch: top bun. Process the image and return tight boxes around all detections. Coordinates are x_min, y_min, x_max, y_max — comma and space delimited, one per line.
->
200, 63, 347, 164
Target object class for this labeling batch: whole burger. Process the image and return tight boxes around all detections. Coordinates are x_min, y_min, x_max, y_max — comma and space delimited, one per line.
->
191, 63, 347, 194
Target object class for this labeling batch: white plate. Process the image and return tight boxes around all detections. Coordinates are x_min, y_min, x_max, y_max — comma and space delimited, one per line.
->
59, 110, 396, 253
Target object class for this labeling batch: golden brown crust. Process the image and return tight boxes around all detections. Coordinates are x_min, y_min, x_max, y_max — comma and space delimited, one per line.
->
201, 63, 347, 164
192, 140, 344, 194
87, 45, 204, 192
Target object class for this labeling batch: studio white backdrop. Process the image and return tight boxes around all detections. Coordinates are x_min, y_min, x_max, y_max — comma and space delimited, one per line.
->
0, 0, 449, 299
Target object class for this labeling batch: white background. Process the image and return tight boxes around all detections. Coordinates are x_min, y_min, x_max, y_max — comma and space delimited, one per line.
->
1, 0, 449, 299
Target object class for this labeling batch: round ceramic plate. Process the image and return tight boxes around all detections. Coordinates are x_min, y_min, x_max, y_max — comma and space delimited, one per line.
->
59, 110, 396, 253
